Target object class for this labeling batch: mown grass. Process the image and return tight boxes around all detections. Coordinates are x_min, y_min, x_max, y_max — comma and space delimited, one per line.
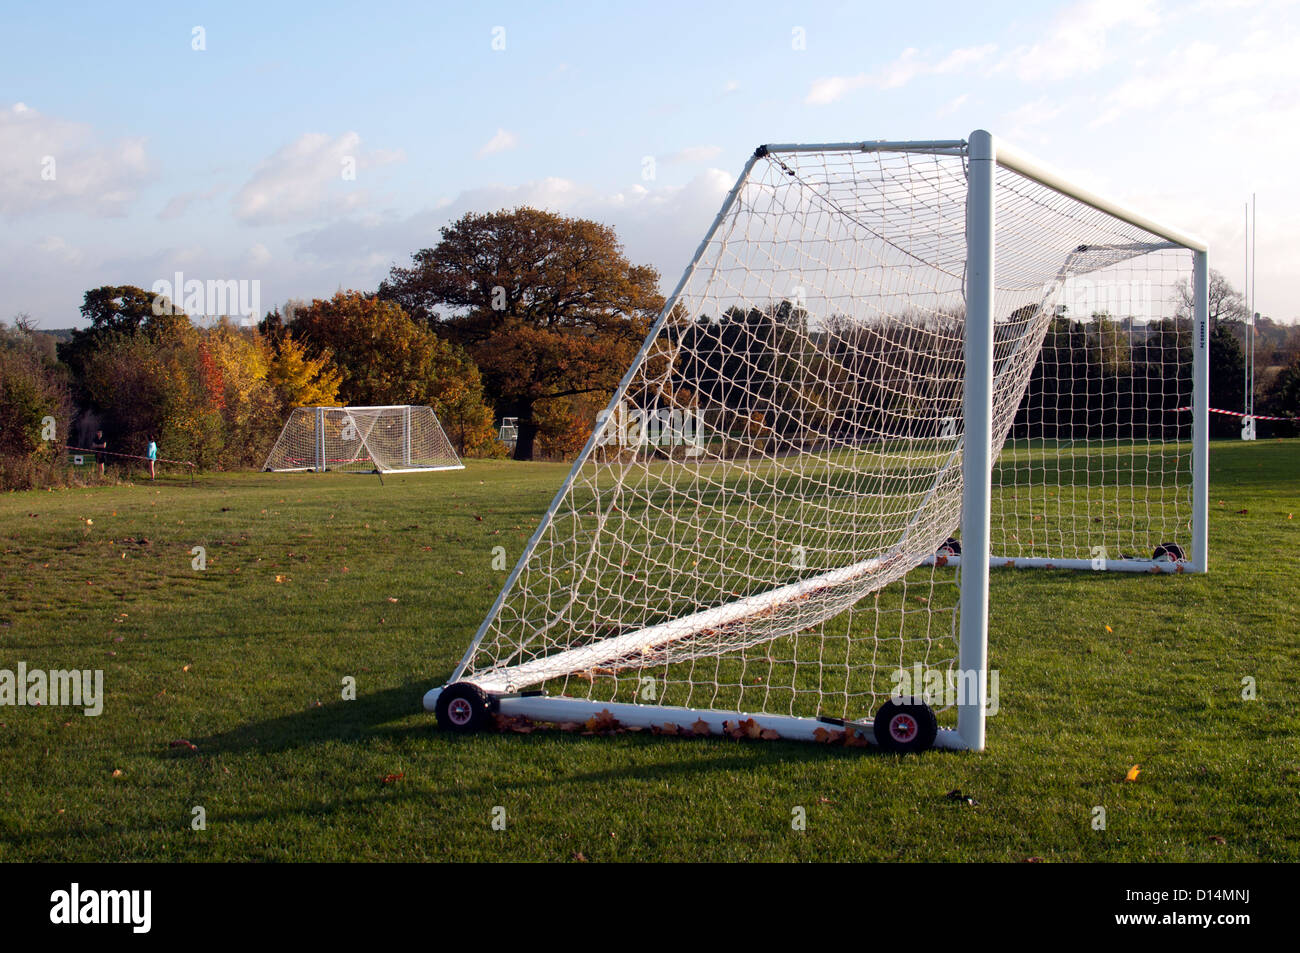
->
0, 440, 1297, 861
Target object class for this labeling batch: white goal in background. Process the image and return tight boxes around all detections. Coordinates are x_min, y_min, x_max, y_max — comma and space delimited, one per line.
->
425, 131, 1208, 752
264, 405, 463, 474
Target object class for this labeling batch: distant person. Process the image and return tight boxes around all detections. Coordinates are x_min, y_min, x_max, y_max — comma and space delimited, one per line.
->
147, 437, 158, 480
92, 430, 108, 476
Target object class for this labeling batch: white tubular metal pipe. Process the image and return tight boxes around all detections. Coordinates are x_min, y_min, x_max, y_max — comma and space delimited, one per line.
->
958, 129, 996, 754
924, 554, 1196, 573
1192, 250, 1211, 573
760, 139, 967, 156
467, 552, 897, 693
995, 140, 1207, 253
420, 689, 970, 751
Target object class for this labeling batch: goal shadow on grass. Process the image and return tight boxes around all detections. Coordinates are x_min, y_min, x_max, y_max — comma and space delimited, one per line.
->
186, 678, 885, 765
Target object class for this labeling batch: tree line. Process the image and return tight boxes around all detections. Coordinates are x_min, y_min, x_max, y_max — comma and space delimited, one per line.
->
1, 205, 1298, 489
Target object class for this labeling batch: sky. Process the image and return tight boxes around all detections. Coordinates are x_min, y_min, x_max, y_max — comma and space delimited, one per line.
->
2, 0, 1296, 328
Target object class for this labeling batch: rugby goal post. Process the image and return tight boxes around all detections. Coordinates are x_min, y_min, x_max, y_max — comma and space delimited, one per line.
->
424, 131, 1208, 753
264, 405, 463, 474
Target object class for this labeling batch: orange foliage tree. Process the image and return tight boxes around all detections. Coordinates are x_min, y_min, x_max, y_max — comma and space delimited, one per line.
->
379, 207, 664, 459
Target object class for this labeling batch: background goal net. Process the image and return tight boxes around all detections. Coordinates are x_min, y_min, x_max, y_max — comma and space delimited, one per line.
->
264, 405, 463, 474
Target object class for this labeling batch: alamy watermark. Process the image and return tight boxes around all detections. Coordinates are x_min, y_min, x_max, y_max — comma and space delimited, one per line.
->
595, 400, 704, 453
0, 664, 103, 716
890, 662, 999, 714
1051, 278, 1156, 322
151, 271, 261, 325
50, 883, 150, 933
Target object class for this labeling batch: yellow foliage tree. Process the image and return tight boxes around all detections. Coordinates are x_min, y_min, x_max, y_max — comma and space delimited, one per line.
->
267, 333, 342, 409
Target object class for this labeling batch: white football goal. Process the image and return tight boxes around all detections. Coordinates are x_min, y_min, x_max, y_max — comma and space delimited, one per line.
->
264, 405, 463, 474
424, 131, 1208, 753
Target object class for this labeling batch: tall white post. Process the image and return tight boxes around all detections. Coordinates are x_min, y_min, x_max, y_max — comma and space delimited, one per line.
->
958, 129, 995, 752
1192, 250, 1210, 571
315, 407, 325, 473
404, 406, 412, 466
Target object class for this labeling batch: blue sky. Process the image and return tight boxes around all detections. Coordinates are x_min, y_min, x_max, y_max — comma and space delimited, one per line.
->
2, 0, 1296, 327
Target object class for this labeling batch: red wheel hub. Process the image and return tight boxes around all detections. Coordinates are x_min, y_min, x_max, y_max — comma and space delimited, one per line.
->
889, 714, 917, 743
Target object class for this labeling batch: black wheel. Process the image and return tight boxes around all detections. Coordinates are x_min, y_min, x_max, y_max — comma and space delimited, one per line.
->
1152, 542, 1185, 562
937, 537, 961, 556
873, 698, 939, 753
435, 682, 495, 733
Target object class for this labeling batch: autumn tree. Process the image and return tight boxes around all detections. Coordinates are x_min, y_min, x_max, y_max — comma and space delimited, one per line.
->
281, 291, 498, 455
379, 207, 664, 459
264, 329, 342, 410
0, 319, 74, 489
59, 285, 187, 383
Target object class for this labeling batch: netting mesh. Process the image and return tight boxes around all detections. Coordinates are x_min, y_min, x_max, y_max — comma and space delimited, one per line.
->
263, 406, 463, 473
458, 146, 1193, 722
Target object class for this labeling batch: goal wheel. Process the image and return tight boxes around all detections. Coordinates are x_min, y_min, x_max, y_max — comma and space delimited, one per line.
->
873, 698, 938, 753
937, 537, 961, 556
435, 682, 495, 733
1152, 542, 1184, 562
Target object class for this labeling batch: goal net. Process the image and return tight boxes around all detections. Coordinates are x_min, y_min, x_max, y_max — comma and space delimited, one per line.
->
427, 133, 1207, 750
264, 405, 463, 474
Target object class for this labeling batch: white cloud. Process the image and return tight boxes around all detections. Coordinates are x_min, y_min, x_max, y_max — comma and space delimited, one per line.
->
477, 128, 519, 158
663, 145, 723, 164
0, 102, 152, 217
232, 132, 403, 225
158, 184, 223, 221
36, 235, 83, 265
938, 93, 970, 117
1001, 0, 1161, 82
1003, 97, 1065, 141
289, 168, 736, 295
806, 44, 996, 104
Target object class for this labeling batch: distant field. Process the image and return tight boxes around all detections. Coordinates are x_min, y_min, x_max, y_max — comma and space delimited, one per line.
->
0, 439, 1296, 861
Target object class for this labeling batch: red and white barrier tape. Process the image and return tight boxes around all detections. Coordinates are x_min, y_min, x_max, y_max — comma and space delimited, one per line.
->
1174, 407, 1296, 422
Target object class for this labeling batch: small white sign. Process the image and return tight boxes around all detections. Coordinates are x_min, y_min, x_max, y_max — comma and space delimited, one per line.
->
73, 455, 84, 465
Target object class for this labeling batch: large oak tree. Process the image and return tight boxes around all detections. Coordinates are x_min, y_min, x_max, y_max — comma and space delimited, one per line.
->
379, 207, 664, 459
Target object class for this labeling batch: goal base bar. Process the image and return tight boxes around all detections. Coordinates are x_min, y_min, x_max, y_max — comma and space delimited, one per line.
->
422, 686, 972, 751
372, 465, 465, 474
924, 554, 1199, 573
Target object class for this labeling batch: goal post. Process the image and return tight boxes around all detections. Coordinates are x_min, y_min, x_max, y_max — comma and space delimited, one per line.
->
425, 131, 1208, 753
264, 405, 464, 474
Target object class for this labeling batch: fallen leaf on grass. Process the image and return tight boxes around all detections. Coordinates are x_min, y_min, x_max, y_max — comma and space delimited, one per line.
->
1125, 764, 1141, 782
382, 773, 405, 784
584, 709, 621, 734
168, 739, 198, 752
493, 714, 536, 733
111, 769, 123, 778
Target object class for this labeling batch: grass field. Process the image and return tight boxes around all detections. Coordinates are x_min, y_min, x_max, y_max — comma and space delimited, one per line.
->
1, 439, 1297, 862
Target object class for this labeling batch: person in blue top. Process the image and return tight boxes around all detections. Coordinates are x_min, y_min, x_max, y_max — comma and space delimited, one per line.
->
147, 436, 158, 480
